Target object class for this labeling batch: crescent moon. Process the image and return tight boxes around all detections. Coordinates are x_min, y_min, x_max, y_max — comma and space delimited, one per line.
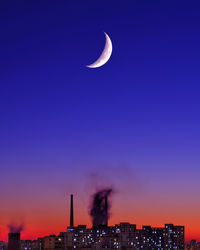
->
86, 32, 113, 68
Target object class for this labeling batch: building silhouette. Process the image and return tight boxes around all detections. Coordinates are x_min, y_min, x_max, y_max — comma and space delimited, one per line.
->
3, 194, 185, 250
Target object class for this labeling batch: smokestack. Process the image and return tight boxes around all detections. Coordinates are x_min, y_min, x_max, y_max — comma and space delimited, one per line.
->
8, 233, 21, 250
70, 194, 74, 228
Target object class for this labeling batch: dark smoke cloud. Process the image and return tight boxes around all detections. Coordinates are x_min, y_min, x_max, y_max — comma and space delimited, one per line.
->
8, 223, 24, 233
90, 188, 113, 228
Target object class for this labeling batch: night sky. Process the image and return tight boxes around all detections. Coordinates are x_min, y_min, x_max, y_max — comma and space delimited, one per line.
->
1, 0, 200, 241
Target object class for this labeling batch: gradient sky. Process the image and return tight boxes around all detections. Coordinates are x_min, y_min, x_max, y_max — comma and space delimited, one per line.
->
1, 0, 200, 242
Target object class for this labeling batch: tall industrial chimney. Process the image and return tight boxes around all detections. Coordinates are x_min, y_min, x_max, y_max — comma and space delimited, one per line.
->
7, 233, 21, 250
70, 194, 74, 228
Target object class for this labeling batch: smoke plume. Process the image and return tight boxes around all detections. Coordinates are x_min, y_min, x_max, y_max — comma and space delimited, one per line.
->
8, 223, 24, 233
90, 188, 113, 228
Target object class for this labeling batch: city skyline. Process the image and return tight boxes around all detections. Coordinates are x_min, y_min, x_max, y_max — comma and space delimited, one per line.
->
0, 192, 188, 243
1, 0, 200, 243
1, 194, 185, 250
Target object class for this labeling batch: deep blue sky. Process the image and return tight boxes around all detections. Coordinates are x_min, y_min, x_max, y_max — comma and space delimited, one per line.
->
1, 0, 200, 239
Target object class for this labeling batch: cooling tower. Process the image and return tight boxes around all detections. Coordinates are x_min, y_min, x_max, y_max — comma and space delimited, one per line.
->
8, 233, 21, 250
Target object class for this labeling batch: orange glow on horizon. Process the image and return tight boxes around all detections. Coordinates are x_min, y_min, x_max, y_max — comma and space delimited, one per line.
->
1, 190, 200, 242
1, 213, 200, 242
